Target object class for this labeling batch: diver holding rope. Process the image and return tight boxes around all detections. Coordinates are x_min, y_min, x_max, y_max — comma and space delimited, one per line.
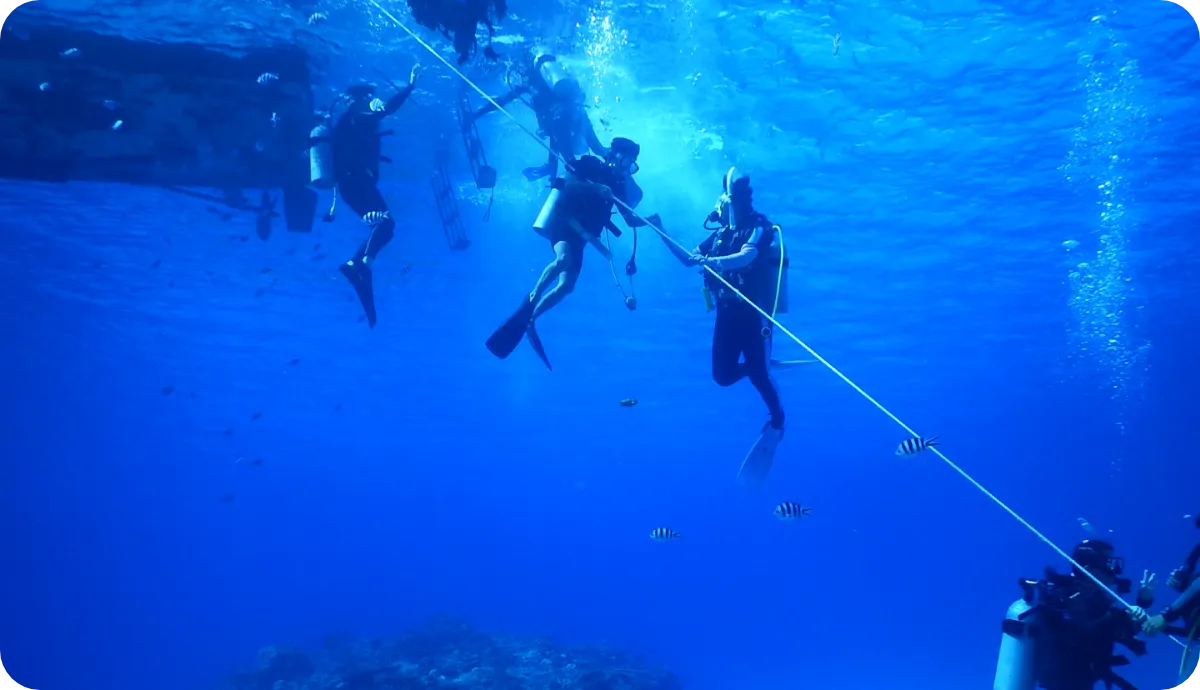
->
654, 168, 789, 486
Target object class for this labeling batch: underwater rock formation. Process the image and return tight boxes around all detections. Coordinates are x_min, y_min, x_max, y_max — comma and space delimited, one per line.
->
223, 616, 681, 690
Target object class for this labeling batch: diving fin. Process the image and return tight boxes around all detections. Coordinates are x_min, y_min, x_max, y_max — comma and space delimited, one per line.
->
526, 323, 552, 371
486, 297, 536, 359
339, 261, 377, 328
522, 165, 551, 182
737, 424, 784, 489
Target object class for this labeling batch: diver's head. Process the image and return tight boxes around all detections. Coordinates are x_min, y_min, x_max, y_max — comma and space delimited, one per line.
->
569, 155, 609, 184
715, 166, 753, 226
345, 82, 376, 104
606, 137, 640, 177
1071, 539, 1125, 584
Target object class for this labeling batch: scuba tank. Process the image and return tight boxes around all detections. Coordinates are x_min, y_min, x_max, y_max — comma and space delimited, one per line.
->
309, 119, 334, 189
533, 177, 566, 239
534, 52, 583, 103
993, 597, 1038, 690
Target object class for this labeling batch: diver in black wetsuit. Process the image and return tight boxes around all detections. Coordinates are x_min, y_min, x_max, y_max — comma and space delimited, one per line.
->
332, 64, 421, 328
658, 169, 786, 440
407, 0, 506, 64
1021, 540, 1153, 690
467, 52, 607, 181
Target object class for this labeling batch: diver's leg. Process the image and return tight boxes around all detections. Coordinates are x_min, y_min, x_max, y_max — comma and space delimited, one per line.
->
743, 316, 784, 431
531, 241, 580, 321
529, 241, 569, 302
337, 181, 392, 328
347, 186, 395, 262
711, 306, 743, 387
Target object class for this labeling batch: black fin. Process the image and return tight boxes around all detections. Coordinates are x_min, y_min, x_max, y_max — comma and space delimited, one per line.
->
485, 298, 535, 359
339, 262, 377, 328
526, 325, 552, 371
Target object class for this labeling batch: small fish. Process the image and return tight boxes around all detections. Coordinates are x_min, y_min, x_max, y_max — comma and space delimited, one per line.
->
111, 120, 124, 131
773, 502, 813, 520
103, 99, 119, 110
832, 33, 841, 56
363, 211, 390, 226
1063, 239, 1080, 250
308, 11, 328, 25
252, 412, 263, 420
287, 358, 300, 366
38, 82, 52, 92
619, 398, 637, 407
895, 436, 939, 457
220, 493, 235, 504
650, 527, 681, 541
270, 112, 280, 128
161, 385, 174, 396
249, 458, 264, 467
223, 428, 234, 436
257, 72, 280, 85
60, 48, 80, 58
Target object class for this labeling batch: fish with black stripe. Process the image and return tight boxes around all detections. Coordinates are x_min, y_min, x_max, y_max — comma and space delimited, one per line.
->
773, 502, 813, 521
650, 527, 681, 541
895, 436, 939, 457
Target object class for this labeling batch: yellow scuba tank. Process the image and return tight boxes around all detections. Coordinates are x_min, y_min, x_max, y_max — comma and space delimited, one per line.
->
309, 121, 334, 189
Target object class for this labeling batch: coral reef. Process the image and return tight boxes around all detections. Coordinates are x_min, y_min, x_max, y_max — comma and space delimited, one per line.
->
223, 616, 681, 690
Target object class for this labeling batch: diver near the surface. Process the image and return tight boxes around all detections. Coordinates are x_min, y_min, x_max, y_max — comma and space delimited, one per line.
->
996, 539, 1154, 690
330, 64, 421, 328
1140, 513, 1200, 641
655, 168, 787, 485
485, 155, 622, 370
407, 0, 506, 64
467, 51, 607, 181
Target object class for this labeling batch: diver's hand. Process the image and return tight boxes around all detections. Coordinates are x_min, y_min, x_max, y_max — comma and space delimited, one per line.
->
1167, 567, 1187, 591
1127, 605, 1148, 625
1142, 614, 1167, 636
1139, 570, 1156, 598
687, 254, 708, 267
409, 64, 422, 84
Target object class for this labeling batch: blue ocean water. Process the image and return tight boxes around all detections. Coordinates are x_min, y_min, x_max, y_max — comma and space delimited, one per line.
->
1, 0, 1199, 688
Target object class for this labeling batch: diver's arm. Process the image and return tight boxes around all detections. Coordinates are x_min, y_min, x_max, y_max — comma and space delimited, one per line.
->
472, 85, 531, 119
700, 225, 764, 271
584, 117, 607, 157
1163, 577, 1200, 622
656, 225, 712, 267
382, 83, 416, 116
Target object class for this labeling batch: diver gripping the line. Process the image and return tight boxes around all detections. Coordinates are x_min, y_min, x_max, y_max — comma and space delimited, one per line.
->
654, 168, 788, 487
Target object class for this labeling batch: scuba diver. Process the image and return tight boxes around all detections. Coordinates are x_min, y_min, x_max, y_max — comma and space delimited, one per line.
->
485, 155, 621, 370
995, 539, 1154, 690
407, 0, 506, 65
1140, 513, 1200, 647
467, 51, 608, 181
328, 64, 421, 328
655, 168, 787, 486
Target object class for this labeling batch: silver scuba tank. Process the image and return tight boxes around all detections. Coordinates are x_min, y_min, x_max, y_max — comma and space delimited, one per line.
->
533, 177, 566, 239
309, 121, 334, 189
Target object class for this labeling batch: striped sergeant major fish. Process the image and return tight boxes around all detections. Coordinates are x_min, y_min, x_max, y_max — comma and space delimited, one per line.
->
773, 502, 813, 521
650, 527, 681, 541
895, 436, 939, 457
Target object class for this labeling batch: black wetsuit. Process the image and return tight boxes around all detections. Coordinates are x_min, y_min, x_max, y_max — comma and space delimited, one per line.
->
698, 212, 784, 430
1032, 575, 1147, 690
1163, 543, 1200, 630
332, 85, 413, 265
